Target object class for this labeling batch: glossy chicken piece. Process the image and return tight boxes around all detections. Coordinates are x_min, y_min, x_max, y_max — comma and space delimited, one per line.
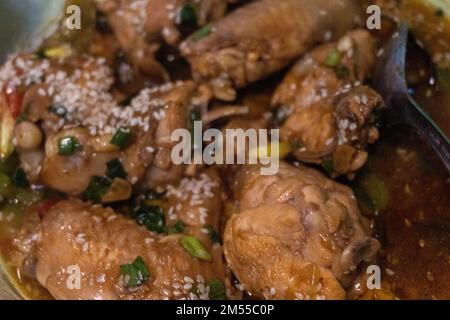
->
272, 30, 384, 177
41, 81, 195, 195
224, 162, 380, 300
146, 0, 236, 45
97, 0, 168, 80
99, 0, 236, 79
16, 170, 227, 300
0, 53, 196, 195
181, 0, 360, 100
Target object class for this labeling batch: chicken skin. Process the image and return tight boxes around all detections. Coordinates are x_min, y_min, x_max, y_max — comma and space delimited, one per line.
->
224, 162, 380, 299
181, 0, 361, 100
0, 54, 196, 196
15, 169, 228, 300
98, 0, 237, 79
272, 30, 384, 177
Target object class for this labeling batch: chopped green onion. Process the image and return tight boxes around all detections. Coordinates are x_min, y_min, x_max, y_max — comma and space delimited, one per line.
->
110, 127, 132, 149
106, 158, 127, 179
192, 24, 212, 41
179, 236, 212, 262
165, 220, 186, 234
360, 174, 390, 211
12, 168, 29, 188
48, 105, 68, 118
134, 205, 165, 234
83, 176, 112, 202
335, 65, 350, 79
58, 136, 80, 156
180, 4, 197, 25
120, 256, 150, 287
325, 49, 342, 68
203, 225, 220, 244
206, 278, 227, 300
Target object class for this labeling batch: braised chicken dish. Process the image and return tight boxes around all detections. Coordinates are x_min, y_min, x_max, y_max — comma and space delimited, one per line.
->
0, 0, 449, 300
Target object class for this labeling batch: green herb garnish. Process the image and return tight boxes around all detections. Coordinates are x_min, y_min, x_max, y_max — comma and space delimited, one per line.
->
12, 168, 29, 188
134, 205, 165, 234
165, 219, 186, 234
206, 278, 227, 300
179, 236, 212, 262
58, 136, 81, 156
325, 49, 342, 68
335, 65, 350, 79
360, 174, 390, 211
106, 158, 127, 179
180, 4, 197, 25
203, 225, 220, 244
192, 24, 212, 41
120, 256, 150, 287
110, 127, 132, 149
83, 176, 112, 202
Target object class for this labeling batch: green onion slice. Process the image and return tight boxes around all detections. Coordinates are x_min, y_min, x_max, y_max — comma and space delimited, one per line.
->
206, 278, 227, 300
325, 48, 342, 68
12, 168, 29, 188
120, 256, 150, 287
179, 236, 212, 262
165, 220, 186, 234
203, 225, 220, 244
180, 4, 197, 25
58, 136, 80, 156
106, 158, 127, 179
110, 127, 132, 149
192, 24, 212, 41
83, 176, 111, 202
134, 205, 165, 234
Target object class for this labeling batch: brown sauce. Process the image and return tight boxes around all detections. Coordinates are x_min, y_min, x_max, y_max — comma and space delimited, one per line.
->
0, 10, 449, 301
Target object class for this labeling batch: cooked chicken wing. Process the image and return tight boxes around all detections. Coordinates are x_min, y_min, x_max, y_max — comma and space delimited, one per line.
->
98, 0, 238, 79
272, 30, 384, 177
14, 169, 228, 300
146, 0, 236, 45
0, 54, 195, 196
97, 0, 169, 80
181, 0, 360, 100
224, 162, 380, 299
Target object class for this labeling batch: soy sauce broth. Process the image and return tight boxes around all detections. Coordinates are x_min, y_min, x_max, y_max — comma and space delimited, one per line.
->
353, 41, 450, 299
